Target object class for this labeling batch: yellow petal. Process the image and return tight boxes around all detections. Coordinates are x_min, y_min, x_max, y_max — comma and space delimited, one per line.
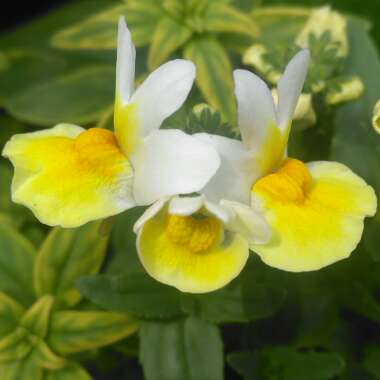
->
2, 124, 134, 228
114, 96, 140, 157
137, 210, 249, 293
251, 160, 377, 271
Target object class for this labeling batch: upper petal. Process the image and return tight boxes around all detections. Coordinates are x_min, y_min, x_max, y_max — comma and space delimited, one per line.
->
276, 49, 310, 132
195, 133, 258, 204
233, 68, 277, 152
2, 125, 135, 228
115, 16, 136, 104
251, 161, 377, 271
115, 60, 196, 157
131, 129, 220, 205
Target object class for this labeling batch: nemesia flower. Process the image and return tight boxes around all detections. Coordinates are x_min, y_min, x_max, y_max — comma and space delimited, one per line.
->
133, 193, 271, 293
203, 49, 376, 272
2, 17, 220, 228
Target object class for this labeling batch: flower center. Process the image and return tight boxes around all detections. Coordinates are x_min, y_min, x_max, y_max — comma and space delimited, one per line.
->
252, 158, 312, 203
166, 214, 222, 253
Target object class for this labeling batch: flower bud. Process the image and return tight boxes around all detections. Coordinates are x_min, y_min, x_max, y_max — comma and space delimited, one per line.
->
372, 99, 380, 134
325, 76, 364, 105
296, 6, 348, 57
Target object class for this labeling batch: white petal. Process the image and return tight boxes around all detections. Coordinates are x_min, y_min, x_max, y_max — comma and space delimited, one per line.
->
276, 49, 310, 131
116, 16, 136, 103
130, 59, 196, 137
169, 195, 205, 216
233, 69, 277, 151
131, 129, 220, 205
195, 133, 258, 204
204, 200, 232, 224
133, 197, 168, 233
220, 200, 271, 244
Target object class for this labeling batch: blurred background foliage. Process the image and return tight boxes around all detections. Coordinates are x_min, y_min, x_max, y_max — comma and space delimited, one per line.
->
1, 0, 380, 379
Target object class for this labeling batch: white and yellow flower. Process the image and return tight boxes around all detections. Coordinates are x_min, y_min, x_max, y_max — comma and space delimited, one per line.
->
198, 50, 377, 272
134, 194, 270, 293
2, 17, 220, 228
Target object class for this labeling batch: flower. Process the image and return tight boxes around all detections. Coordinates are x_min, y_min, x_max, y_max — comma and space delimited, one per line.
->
2, 17, 220, 228
295, 6, 348, 57
133, 194, 270, 293
221, 49, 376, 272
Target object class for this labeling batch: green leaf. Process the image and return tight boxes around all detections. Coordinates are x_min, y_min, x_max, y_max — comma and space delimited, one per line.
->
0, 1, 112, 50
251, 6, 309, 45
45, 363, 92, 380
51, 4, 128, 50
184, 35, 236, 125
140, 317, 223, 380
6, 65, 114, 127
48, 310, 138, 355
34, 222, 108, 309
364, 346, 380, 379
0, 50, 66, 107
0, 224, 36, 306
330, 19, 380, 262
228, 348, 345, 380
0, 353, 43, 380
77, 273, 183, 319
125, 0, 163, 47
20, 296, 54, 339
148, 16, 192, 69
204, 3, 259, 37
0, 162, 35, 230
181, 275, 286, 323
109, 207, 146, 275
0, 293, 24, 338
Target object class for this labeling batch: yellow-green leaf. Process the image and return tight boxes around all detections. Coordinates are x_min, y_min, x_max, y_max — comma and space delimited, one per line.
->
0, 293, 24, 339
125, 0, 163, 47
0, 225, 36, 307
184, 36, 236, 125
48, 311, 138, 355
0, 353, 43, 380
0, 328, 31, 362
20, 296, 54, 339
204, 3, 259, 37
45, 363, 92, 380
34, 222, 108, 309
51, 4, 128, 50
148, 16, 192, 69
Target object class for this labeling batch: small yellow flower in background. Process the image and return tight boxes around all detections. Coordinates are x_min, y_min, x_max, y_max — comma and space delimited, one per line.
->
134, 194, 270, 293
372, 99, 380, 134
229, 50, 376, 272
2, 17, 220, 228
296, 5, 348, 57
325, 76, 364, 105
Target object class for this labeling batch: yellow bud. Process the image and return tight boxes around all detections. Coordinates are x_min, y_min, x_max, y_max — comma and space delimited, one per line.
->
296, 6, 348, 57
372, 99, 380, 134
325, 77, 364, 105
